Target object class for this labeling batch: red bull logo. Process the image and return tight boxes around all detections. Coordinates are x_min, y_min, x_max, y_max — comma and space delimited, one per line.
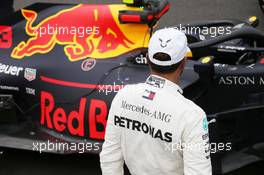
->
11, 4, 150, 61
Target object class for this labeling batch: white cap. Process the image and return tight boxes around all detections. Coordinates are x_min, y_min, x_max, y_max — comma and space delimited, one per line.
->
148, 28, 190, 66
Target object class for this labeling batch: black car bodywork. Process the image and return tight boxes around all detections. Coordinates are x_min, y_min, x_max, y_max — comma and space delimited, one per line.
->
0, 1, 264, 174
260, 0, 264, 13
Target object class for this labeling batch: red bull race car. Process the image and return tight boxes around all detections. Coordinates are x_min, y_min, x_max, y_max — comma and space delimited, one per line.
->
0, 0, 264, 174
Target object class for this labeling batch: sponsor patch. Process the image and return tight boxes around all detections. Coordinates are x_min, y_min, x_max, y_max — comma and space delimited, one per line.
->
203, 118, 208, 131
0, 63, 23, 76
121, 100, 172, 123
146, 76, 165, 88
81, 59, 96, 71
0, 85, 19, 91
24, 68, 37, 81
114, 115, 172, 143
218, 76, 264, 86
135, 54, 147, 65
202, 133, 209, 140
41, 91, 107, 140
142, 90, 156, 101
10, 5, 150, 62
26, 87, 35, 95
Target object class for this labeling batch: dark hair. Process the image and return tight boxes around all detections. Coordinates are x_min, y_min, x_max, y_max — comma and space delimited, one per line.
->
147, 52, 184, 73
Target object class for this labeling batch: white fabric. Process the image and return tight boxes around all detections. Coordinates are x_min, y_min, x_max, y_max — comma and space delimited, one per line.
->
100, 75, 212, 175
148, 28, 190, 66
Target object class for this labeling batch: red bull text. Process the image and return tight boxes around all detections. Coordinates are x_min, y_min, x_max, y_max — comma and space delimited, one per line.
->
41, 91, 108, 140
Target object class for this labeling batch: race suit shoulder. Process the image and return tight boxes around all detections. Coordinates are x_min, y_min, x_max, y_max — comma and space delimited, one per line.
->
100, 75, 212, 175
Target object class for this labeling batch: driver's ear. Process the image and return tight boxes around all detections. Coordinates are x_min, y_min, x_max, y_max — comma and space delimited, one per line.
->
179, 57, 187, 69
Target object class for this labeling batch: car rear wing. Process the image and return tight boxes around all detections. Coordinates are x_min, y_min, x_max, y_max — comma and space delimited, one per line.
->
119, 0, 170, 26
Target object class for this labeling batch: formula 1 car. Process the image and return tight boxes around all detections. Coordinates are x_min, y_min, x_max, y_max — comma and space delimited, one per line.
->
0, 0, 264, 174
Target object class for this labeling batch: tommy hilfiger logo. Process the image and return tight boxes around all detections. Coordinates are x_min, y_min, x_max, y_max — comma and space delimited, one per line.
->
142, 90, 156, 101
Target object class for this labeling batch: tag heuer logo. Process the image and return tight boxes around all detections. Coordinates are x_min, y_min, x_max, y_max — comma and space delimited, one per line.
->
24, 68, 37, 81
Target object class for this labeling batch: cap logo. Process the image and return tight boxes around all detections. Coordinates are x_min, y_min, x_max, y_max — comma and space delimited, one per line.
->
159, 38, 171, 48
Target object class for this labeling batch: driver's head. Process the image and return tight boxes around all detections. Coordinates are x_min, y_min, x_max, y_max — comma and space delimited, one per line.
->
147, 28, 190, 81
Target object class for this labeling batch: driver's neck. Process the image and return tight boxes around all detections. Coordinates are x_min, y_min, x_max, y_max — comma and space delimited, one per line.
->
151, 71, 181, 84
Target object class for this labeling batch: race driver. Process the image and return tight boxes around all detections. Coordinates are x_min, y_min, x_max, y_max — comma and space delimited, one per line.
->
100, 28, 212, 175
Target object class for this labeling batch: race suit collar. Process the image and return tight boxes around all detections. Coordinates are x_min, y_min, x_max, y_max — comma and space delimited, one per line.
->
146, 75, 183, 94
